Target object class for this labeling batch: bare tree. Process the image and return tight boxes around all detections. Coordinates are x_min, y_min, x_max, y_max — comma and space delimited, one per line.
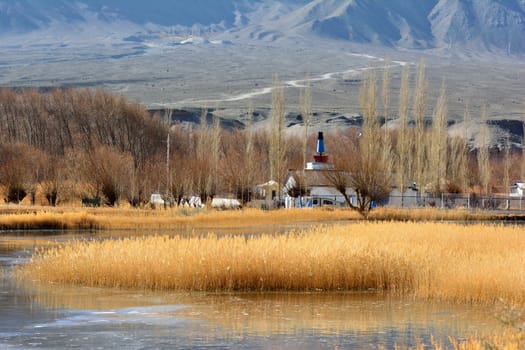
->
477, 107, 491, 195
300, 75, 312, 169
326, 130, 392, 216
381, 60, 391, 150
268, 74, 287, 201
503, 131, 511, 194
460, 102, 471, 192
324, 70, 393, 217
448, 102, 470, 193
0, 143, 45, 204
359, 69, 380, 157
521, 108, 525, 181
242, 101, 256, 203
413, 59, 429, 194
428, 82, 448, 193
83, 145, 134, 206
396, 64, 412, 197
40, 154, 68, 206
193, 108, 213, 203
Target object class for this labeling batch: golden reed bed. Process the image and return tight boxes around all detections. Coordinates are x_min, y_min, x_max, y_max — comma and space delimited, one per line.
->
17, 222, 525, 306
0, 206, 513, 230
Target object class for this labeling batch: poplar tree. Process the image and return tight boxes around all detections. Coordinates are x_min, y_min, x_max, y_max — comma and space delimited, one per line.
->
193, 107, 223, 203
269, 74, 287, 200
396, 64, 411, 196
521, 111, 525, 181
300, 76, 312, 169
359, 69, 380, 158
381, 60, 391, 150
429, 82, 448, 193
413, 60, 428, 194
380, 62, 393, 179
461, 102, 471, 192
242, 101, 256, 203
477, 107, 491, 195
448, 102, 470, 193
503, 131, 511, 194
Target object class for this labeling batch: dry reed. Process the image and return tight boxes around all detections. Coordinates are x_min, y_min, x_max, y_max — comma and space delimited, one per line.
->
0, 207, 356, 230
0, 206, 519, 231
0, 211, 101, 230
18, 222, 525, 306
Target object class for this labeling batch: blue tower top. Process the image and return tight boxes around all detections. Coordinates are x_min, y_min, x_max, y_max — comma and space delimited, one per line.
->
317, 132, 325, 155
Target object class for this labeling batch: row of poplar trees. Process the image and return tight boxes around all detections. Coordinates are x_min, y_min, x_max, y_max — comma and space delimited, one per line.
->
280, 60, 518, 214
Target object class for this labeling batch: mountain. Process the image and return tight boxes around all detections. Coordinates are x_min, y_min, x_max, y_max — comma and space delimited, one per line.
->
1, 0, 524, 54
0, 0, 250, 34
250, 0, 525, 54
429, 0, 525, 53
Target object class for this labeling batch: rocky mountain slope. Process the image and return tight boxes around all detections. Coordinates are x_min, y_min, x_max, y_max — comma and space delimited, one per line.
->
1, 0, 524, 54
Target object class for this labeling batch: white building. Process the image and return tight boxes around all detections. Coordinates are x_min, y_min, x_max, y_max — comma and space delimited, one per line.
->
283, 132, 356, 208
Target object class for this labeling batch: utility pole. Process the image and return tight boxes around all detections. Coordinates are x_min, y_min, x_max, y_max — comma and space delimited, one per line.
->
166, 132, 170, 201
165, 108, 172, 206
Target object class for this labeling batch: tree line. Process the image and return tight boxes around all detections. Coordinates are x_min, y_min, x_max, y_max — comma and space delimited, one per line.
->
323, 60, 522, 214
0, 88, 307, 206
0, 61, 521, 209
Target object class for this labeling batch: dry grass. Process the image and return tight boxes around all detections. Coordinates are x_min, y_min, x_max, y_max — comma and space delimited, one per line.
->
0, 206, 520, 231
367, 207, 499, 221
17, 222, 525, 306
0, 207, 355, 230
0, 211, 101, 230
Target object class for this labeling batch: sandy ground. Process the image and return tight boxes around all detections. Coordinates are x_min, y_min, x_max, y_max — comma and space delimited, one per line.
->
1, 36, 524, 139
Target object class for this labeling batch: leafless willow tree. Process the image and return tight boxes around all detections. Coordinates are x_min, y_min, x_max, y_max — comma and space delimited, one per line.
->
0, 143, 47, 203
325, 70, 392, 216
83, 145, 134, 206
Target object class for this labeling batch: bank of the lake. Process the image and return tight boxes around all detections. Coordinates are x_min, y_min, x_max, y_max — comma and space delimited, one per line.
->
0, 206, 524, 231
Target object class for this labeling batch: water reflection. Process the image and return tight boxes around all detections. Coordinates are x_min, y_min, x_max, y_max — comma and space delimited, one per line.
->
21, 281, 503, 342
0, 231, 509, 349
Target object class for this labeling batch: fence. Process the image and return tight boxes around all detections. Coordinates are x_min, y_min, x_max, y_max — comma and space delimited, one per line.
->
387, 193, 525, 211
291, 193, 525, 211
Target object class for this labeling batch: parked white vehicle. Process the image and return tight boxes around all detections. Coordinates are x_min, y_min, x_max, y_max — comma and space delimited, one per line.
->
211, 198, 242, 209
510, 181, 525, 197
150, 193, 165, 207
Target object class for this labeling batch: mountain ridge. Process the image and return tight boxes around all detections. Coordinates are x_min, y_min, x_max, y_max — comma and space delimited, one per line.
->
1, 0, 525, 54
